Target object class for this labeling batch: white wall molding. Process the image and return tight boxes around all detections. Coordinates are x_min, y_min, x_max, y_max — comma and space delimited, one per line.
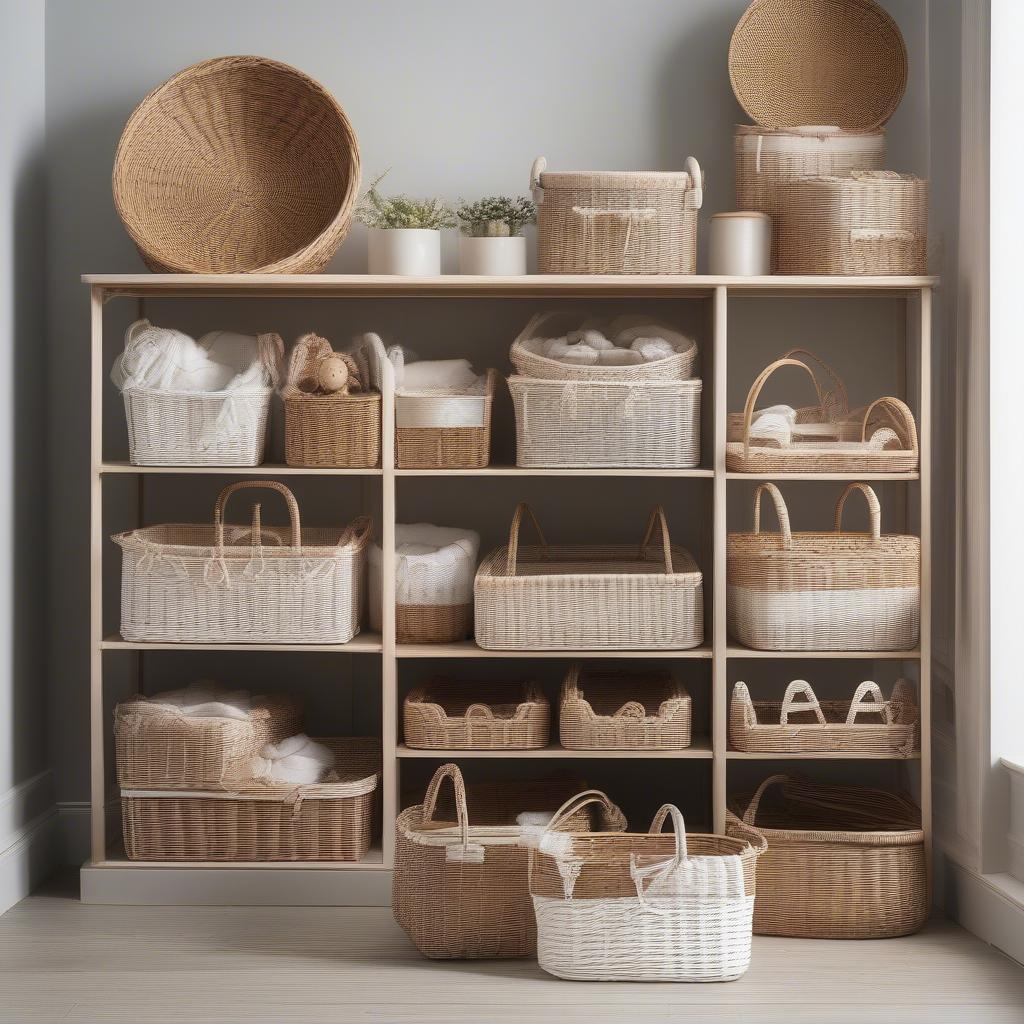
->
0, 772, 58, 915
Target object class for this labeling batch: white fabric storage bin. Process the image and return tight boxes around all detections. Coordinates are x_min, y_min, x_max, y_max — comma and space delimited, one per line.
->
369, 524, 480, 643
509, 376, 701, 468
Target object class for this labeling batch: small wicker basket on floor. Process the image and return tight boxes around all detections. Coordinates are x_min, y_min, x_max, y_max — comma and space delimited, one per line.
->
530, 803, 765, 982
475, 503, 704, 651
395, 370, 496, 469
727, 482, 920, 651
726, 775, 927, 939
393, 764, 625, 959
403, 679, 550, 750
114, 690, 302, 791
122, 737, 380, 863
531, 157, 703, 275
559, 664, 691, 750
729, 678, 918, 756
726, 350, 918, 474
775, 172, 928, 276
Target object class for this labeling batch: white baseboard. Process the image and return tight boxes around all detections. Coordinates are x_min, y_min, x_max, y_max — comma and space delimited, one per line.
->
55, 794, 121, 866
0, 771, 58, 915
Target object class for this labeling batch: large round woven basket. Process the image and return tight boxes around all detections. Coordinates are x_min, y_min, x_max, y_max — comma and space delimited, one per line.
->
113, 56, 360, 274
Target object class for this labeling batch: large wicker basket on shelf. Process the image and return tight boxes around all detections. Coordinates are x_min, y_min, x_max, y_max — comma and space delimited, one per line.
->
114, 690, 302, 791
403, 679, 550, 750
530, 803, 765, 982
728, 482, 919, 651
726, 350, 918, 474
726, 775, 927, 939
393, 764, 625, 959
122, 737, 380, 863
113, 481, 371, 645
113, 56, 360, 274
559, 664, 691, 750
474, 504, 704, 651
729, 678, 918, 756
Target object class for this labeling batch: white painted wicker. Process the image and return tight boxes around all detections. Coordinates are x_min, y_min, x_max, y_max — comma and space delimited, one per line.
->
113, 481, 371, 644
474, 504, 704, 651
727, 482, 920, 651
509, 375, 701, 468
529, 803, 764, 982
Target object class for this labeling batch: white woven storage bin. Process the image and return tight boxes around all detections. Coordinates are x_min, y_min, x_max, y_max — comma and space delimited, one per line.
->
509, 375, 701, 469
368, 524, 480, 643
114, 481, 371, 644
529, 803, 764, 982
474, 504, 703, 651
727, 482, 919, 651
112, 320, 282, 467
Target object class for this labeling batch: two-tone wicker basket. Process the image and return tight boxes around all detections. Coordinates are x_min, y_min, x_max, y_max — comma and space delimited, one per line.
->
403, 679, 550, 750
474, 504, 704, 651
114, 689, 302, 791
531, 157, 703, 275
113, 481, 371, 644
726, 775, 927, 939
727, 482, 919, 651
393, 764, 625, 959
559, 664, 691, 750
726, 350, 918, 474
395, 370, 496, 469
530, 803, 765, 982
729, 679, 917, 756
122, 737, 380, 862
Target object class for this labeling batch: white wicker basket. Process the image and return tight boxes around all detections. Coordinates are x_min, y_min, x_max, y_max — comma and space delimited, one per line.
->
113, 481, 371, 644
509, 375, 701, 468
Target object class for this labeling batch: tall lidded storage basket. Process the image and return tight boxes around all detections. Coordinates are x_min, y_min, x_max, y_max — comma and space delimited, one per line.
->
531, 157, 703, 274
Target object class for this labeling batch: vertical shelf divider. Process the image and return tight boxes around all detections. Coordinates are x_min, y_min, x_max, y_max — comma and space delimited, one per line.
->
712, 285, 728, 833
380, 339, 397, 866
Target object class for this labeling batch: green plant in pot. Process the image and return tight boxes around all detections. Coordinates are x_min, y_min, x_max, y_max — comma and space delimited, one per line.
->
456, 196, 536, 275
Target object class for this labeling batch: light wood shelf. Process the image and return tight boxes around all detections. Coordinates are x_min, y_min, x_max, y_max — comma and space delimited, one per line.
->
726, 749, 921, 761
85, 274, 933, 902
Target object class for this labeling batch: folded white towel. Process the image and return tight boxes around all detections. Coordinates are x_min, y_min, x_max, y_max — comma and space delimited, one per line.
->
598, 348, 643, 366
546, 339, 599, 366
251, 734, 335, 785
567, 328, 614, 351
150, 681, 252, 721
629, 336, 676, 362
756, 404, 797, 424
401, 358, 479, 392
516, 811, 555, 827
749, 412, 793, 447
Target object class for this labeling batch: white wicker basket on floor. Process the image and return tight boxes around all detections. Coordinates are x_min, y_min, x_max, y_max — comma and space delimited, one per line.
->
529, 803, 765, 982
113, 481, 371, 644
509, 375, 701, 469
474, 504, 704, 651
727, 482, 919, 651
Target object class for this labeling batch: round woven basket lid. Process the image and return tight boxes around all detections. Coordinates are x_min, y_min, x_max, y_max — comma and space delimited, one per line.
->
728, 0, 908, 131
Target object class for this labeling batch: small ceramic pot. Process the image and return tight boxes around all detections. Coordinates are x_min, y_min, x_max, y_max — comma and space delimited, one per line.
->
368, 228, 442, 276
458, 235, 527, 276
709, 212, 772, 276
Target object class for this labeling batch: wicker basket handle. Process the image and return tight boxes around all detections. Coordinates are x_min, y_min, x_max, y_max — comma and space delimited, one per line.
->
336, 515, 374, 552
779, 680, 826, 726
214, 481, 301, 552
613, 701, 648, 719
647, 803, 688, 863
420, 763, 470, 848
639, 505, 674, 573
685, 157, 703, 210
861, 396, 918, 452
463, 704, 494, 720
505, 503, 548, 576
547, 789, 620, 832
741, 357, 824, 455
752, 482, 793, 550
846, 681, 891, 725
530, 157, 547, 203
742, 773, 790, 825
834, 483, 881, 544
782, 347, 849, 417
731, 680, 758, 728
257, 332, 285, 390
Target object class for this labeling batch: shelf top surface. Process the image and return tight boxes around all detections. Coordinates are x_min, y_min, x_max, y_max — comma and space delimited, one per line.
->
82, 272, 938, 297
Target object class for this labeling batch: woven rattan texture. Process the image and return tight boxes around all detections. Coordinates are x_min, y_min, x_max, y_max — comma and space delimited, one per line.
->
396, 603, 473, 644
113, 56, 360, 274
726, 775, 927, 938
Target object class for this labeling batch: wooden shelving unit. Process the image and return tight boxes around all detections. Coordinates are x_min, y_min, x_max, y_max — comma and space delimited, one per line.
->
80, 273, 934, 905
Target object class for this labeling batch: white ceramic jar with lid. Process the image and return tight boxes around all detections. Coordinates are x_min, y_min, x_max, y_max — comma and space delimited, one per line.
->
709, 212, 771, 276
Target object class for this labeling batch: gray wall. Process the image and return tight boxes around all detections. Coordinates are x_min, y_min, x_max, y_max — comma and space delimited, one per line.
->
41, 0, 936, 840
0, 0, 50, 903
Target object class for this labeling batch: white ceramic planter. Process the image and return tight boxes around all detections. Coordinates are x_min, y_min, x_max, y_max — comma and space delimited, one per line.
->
368, 228, 442, 276
458, 235, 527, 276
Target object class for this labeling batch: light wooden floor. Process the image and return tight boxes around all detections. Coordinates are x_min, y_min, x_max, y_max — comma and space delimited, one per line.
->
2, 877, 1023, 1023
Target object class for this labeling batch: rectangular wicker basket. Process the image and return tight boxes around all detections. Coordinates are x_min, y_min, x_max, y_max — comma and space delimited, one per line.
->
403, 678, 550, 750
727, 483, 919, 651
509, 375, 702, 469
114, 690, 302, 791
122, 737, 380, 863
729, 679, 917, 756
559, 664, 692, 750
395, 370, 497, 469
113, 481, 371, 645
726, 775, 927, 939
474, 504, 704, 651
